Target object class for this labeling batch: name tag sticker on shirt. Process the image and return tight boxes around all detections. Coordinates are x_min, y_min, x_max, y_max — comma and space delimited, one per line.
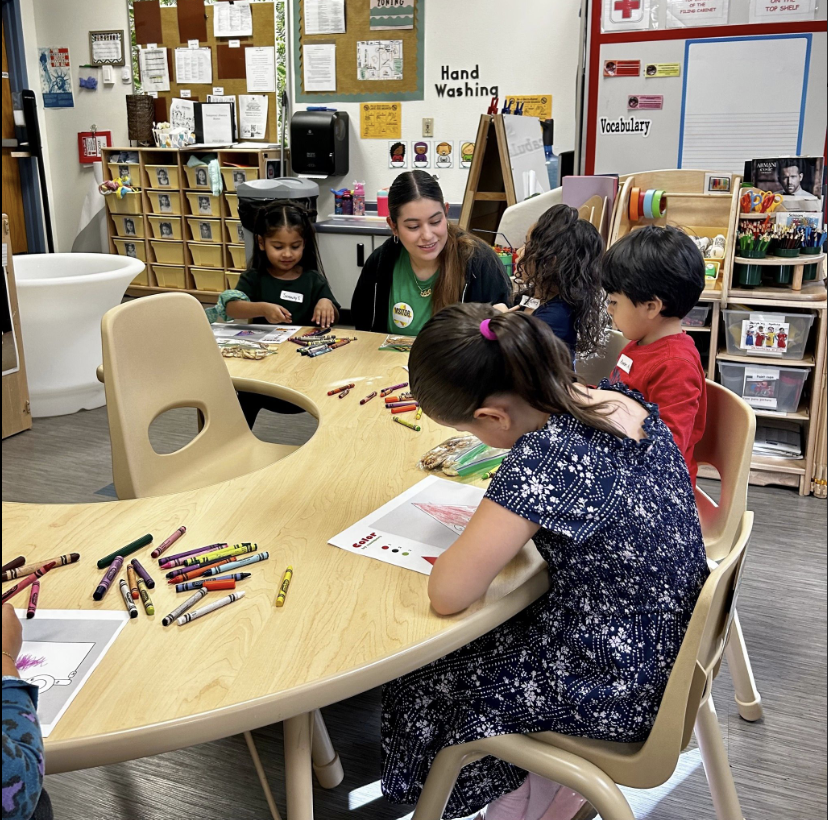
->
616, 353, 633, 374
280, 290, 304, 303
520, 295, 541, 310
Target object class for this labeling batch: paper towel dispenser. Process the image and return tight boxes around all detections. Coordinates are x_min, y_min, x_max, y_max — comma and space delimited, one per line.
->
290, 110, 349, 177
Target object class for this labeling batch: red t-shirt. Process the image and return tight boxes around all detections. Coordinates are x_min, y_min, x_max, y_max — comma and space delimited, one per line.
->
609, 333, 707, 486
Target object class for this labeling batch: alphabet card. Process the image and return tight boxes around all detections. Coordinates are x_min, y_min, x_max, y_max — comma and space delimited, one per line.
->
328, 476, 486, 575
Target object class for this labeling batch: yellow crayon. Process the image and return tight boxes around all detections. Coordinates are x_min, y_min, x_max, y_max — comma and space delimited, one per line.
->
182, 542, 257, 567
415, 406, 422, 421
394, 416, 421, 432
275, 565, 293, 607
137, 577, 155, 615
482, 466, 500, 480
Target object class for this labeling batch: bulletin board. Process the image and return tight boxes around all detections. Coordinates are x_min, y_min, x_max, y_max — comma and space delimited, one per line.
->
130, 0, 278, 142
293, 0, 425, 102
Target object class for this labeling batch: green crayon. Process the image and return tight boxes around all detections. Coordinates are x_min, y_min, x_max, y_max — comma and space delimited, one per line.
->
97, 534, 153, 569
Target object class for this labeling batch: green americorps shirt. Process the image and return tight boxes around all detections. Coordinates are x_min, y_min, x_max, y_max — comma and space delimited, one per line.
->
388, 249, 439, 337
236, 267, 339, 325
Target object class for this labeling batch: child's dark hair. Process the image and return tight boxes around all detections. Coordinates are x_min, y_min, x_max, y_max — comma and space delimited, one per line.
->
251, 199, 325, 276
601, 226, 704, 317
410, 303, 620, 438
516, 204, 607, 357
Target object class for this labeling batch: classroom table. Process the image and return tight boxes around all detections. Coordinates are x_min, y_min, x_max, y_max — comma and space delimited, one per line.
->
1, 329, 549, 819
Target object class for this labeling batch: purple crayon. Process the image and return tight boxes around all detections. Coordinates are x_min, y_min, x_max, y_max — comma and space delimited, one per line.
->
130, 558, 156, 589
93, 556, 124, 601
151, 526, 187, 559
160, 543, 228, 569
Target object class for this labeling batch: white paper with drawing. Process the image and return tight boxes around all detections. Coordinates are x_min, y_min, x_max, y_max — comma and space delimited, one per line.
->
13, 609, 129, 737
329, 476, 485, 575
357, 40, 403, 81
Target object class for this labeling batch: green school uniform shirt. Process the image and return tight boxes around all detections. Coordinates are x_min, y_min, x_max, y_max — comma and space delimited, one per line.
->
236, 267, 339, 325
388, 249, 438, 337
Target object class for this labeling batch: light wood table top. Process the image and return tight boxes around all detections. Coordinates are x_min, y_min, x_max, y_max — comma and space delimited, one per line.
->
1, 330, 549, 774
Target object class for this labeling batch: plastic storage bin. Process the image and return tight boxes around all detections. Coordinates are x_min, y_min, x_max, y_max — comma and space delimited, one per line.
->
151, 241, 185, 265
226, 271, 242, 289
184, 165, 212, 189
187, 218, 222, 244
228, 244, 248, 269
111, 214, 145, 238
682, 305, 711, 328
107, 161, 139, 182
148, 216, 182, 240
221, 166, 259, 191
130, 268, 150, 287
719, 361, 808, 414
106, 192, 143, 215
191, 267, 225, 292
723, 309, 815, 361
186, 192, 222, 217
147, 191, 182, 215
113, 238, 146, 262
226, 219, 245, 245
189, 243, 223, 268
153, 265, 187, 289
225, 193, 240, 219
145, 164, 180, 188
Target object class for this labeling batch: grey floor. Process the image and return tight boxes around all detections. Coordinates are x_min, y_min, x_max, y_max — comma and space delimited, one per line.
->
2, 408, 826, 820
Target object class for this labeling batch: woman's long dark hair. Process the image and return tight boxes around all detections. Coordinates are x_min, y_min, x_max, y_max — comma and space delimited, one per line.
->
250, 200, 325, 277
516, 204, 607, 357
388, 170, 492, 315
410, 303, 620, 437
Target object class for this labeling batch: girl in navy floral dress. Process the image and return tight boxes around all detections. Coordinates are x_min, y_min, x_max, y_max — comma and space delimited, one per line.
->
381, 304, 709, 820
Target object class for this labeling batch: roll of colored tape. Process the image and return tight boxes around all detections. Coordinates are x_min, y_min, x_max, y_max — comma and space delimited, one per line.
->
639, 189, 646, 219
629, 187, 641, 221
652, 190, 668, 218
643, 189, 657, 220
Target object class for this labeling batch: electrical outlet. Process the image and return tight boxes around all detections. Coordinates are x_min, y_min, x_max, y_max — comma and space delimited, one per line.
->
422, 118, 434, 138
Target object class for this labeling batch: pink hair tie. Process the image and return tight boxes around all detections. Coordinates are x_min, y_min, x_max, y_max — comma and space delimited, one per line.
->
480, 319, 497, 340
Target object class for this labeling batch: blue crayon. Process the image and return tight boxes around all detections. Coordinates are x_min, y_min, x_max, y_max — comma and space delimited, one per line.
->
175, 573, 252, 593
202, 551, 269, 576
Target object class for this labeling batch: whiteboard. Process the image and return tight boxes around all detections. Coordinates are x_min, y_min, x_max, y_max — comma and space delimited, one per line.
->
678, 34, 812, 173
503, 115, 550, 202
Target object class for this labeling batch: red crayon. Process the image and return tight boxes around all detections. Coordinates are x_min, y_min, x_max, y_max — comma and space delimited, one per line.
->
327, 383, 354, 396
151, 526, 187, 559
1, 562, 57, 604
329, 339, 350, 350
167, 556, 241, 584
360, 392, 377, 405
391, 405, 417, 414
202, 579, 236, 591
26, 581, 40, 619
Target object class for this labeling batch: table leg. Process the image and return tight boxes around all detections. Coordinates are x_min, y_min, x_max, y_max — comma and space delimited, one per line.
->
244, 731, 283, 820
311, 709, 345, 789
284, 713, 315, 820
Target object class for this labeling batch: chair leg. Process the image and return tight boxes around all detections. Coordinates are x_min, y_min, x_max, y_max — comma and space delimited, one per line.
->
695, 696, 745, 820
243, 730, 283, 820
725, 610, 763, 722
310, 709, 344, 789
284, 713, 315, 820
412, 744, 485, 820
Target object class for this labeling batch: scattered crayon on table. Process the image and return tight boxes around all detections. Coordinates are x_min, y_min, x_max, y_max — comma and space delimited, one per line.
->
127, 564, 140, 600
162, 588, 208, 627
391, 406, 417, 414
151, 526, 187, 559
275, 566, 293, 607
387, 400, 418, 409
415, 407, 423, 421
176, 591, 246, 625
2, 553, 80, 582
181, 542, 257, 568
327, 383, 354, 396
1, 556, 25, 574
2, 562, 57, 604
360, 392, 377, 405
137, 577, 154, 615
93, 557, 124, 601
96, 534, 153, 569
338, 388, 351, 399
119, 579, 138, 619
131, 558, 155, 589
26, 581, 40, 619
381, 382, 408, 397
200, 552, 269, 577
160, 543, 226, 567
393, 416, 421, 432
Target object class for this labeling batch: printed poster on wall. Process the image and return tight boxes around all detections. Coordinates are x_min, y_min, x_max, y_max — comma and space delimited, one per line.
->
459, 141, 475, 170
749, 0, 816, 22
412, 140, 431, 168
370, 0, 415, 30
667, 0, 729, 27
388, 140, 408, 169
434, 140, 454, 169
360, 102, 402, 139
357, 40, 403, 81
38, 47, 74, 108
503, 95, 552, 119
601, 0, 652, 32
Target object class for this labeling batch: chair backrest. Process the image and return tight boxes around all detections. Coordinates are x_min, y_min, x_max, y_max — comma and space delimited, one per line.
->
496, 186, 563, 249
575, 330, 627, 386
636, 512, 753, 782
100, 292, 256, 499
694, 381, 756, 562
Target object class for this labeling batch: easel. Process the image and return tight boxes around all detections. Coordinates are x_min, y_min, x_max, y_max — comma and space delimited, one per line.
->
459, 114, 517, 245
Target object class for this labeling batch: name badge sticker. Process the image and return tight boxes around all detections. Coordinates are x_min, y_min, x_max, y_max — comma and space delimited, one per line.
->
616, 354, 633, 374
281, 291, 304, 303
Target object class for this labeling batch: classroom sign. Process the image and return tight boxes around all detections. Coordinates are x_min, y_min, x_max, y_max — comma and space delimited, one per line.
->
38, 46, 74, 108
360, 102, 402, 139
667, 0, 729, 27
504, 95, 553, 119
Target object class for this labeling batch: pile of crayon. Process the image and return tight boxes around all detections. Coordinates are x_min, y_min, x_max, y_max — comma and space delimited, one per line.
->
381, 382, 422, 432
1, 552, 81, 618
291, 327, 357, 359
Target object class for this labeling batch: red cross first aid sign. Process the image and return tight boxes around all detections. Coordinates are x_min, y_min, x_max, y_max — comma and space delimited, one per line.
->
603, 0, 652, 30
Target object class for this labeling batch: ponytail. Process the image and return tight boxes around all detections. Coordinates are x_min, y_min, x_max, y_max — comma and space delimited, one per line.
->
409, 303, 621, 437
251, 199, 325, 277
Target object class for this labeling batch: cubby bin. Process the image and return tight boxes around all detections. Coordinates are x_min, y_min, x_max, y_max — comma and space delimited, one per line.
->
186, 192, 222, 217
227, 244, 248, 270
220, 166, 259, 191
151, 241, 185, 265
226, 219, 245, 245
107, 161, 139, 182
148, 216, 182, 240
719, 361, 808, 414
187, 218, 223, 244
722, 310, 815, 361
130, 267, 150, 287
147, 190, 182, 215
111, 214, 146, 238
145, 164, 180, 189
113, 238, 147, 262
184, 165, 212, 189
189, 243, 224, 268
191, 267, 226, 292
225, 193, 240, 219
226, 271, 242, 289
106, 192, 143, 215
682, 305, 711, 328
153, 265, 188, 289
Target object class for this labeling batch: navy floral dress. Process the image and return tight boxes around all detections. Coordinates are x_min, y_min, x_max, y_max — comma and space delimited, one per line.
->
381, 383, 709, 818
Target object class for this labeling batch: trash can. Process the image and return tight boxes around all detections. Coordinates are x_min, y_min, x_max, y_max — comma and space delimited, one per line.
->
236, 178, 320, 262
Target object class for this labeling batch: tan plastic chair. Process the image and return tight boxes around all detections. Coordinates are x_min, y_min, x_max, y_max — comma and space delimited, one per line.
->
99, 292, 317, 500
575, 330, 627, 386
412, 512, 754, 820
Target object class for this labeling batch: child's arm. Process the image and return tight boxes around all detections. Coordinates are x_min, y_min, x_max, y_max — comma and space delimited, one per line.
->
225, 299, 293, 324
428, 498, 539, 615
646, 358, 704, 462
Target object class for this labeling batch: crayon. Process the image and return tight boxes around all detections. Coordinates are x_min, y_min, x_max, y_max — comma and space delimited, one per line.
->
360, 392, 377, 405
96, 534, 153, 569
150, 526, 187, 559
93, 557, 124, 601
389, 403, 418, 411
385, 400, 418, 408
482, 466, 500, 480
137, 577, 154, 615
200, 552, 269, 577
415, 407, 423, 421
2, 553, 80, 582
181, 543, 257, 568
160, 543, 228, 569
177, 591, 246, 625
301, 327, 331, 337
329, 339, 350, 350
338, 388, 351, 399
131, 558, 155, 589
167, 556, 243, 584
175, 573, 251, 593
327, 383, 355, 396
275, 565, 293, 607
393, 416, 421, 432
384, 393, 413, 404
381, 382, 408, 396
1, 556, 25, 574
1, 563, 57, 604
119, 579, 138, 619
162, 588, 208, 627
307, 345, 332, 358
26, 581, 40, 619
127, 564, 140, 600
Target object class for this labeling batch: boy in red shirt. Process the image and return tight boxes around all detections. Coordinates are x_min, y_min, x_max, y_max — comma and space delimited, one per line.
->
602, 226, 707, 486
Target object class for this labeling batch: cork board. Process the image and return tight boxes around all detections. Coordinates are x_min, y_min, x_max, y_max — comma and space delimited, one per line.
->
132, 1, 277, 143
293, 0, 424, 102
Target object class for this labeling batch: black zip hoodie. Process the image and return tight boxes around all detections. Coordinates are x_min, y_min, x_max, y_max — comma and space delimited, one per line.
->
351, 235, 513, 332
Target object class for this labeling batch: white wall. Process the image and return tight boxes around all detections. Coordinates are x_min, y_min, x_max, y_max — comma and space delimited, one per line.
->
19, 0, 133, 252
288, 0, 583, 217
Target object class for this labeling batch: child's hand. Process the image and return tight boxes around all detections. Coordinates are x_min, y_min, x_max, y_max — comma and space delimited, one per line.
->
262, 303, 292, 324
492, 303, 509, 313
313, 298, 336, 328
2, 604, 22, 670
